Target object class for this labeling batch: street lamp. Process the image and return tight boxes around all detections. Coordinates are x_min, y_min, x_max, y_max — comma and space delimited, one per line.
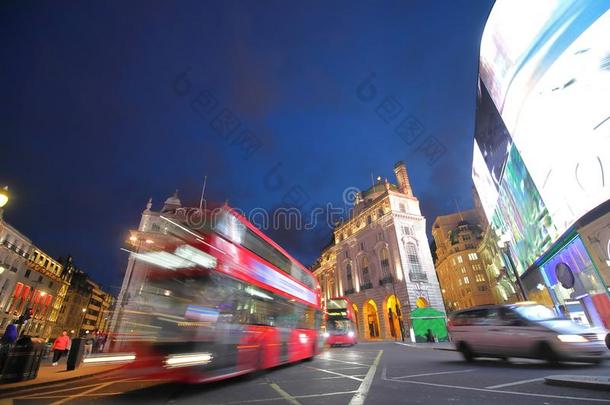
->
497, 234, 527, 300
0, 186, 8, 208
0, 186, 9, 219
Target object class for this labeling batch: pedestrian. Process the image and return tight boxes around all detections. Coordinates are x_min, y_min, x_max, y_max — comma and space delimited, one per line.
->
51, 330, 71, 366
84, 334, 93, 357
1, 324, 18, 345
425, 328, 435, 343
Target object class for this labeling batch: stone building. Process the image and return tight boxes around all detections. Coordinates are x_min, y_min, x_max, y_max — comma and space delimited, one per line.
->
312, 162, 445, 342
432, 209, 496, 312
0, 219, 68, 339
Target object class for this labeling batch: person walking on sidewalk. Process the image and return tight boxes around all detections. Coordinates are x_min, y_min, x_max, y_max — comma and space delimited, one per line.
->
51, 330, 71, 366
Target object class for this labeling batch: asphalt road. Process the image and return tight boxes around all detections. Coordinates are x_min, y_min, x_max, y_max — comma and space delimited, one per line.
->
2, 342, 609, 404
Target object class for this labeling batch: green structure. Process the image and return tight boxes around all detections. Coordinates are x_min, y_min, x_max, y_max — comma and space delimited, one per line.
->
411, 307, 448, 342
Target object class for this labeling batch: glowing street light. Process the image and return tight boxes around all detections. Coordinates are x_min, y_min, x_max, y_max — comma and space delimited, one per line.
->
0, 186, 8, 208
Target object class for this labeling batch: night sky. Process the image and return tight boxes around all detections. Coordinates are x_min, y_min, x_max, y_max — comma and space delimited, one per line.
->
1, 0, 493, 294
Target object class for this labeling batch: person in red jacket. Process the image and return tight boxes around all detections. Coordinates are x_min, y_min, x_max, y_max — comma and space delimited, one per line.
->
51, 330, 71, 366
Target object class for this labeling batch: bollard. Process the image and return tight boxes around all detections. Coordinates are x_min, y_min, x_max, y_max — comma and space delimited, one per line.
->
66, 338, 86, 371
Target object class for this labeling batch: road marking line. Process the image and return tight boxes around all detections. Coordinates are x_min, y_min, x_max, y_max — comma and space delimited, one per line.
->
326, 366, 369, 370
393, 369, 475, 379
486, 378, 544, 389
318, 358, 370, 367
48, 380, 124, 405
17, 392, 124, 399
349, 349, 383, 405
381, 370, 610, 403
269, 383, 301, 405
307, 366, 364, 382
213, 390, 358, 405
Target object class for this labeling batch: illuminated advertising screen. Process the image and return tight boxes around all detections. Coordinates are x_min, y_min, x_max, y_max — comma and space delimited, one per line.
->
491, 147, 558, 276
476, 0, 610, 240
473, 79, 512, 190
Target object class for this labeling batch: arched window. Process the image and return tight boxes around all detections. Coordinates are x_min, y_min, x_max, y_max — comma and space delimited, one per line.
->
360, 256, 371, 286
346, 263, 353, 291
405, 241, 422, 274
379, 247, 391, 278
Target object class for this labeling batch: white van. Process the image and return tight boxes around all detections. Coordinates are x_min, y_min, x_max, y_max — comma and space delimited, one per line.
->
447, 303, 608, 364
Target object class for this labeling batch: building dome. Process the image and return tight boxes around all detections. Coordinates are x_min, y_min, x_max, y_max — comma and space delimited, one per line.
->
161, 190, 182, 213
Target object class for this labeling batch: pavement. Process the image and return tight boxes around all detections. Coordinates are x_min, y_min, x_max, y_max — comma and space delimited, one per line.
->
0, 342, 609, 404
0, 356, 120, 395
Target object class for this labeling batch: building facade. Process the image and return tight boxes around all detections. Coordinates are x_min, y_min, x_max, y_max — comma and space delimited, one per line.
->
110, 192, 183, 348
432, 210, 495, 312
56, 267, 114, 337
472, 1, 610, 328
0, 221, 67, 339
312, 162, 445, 342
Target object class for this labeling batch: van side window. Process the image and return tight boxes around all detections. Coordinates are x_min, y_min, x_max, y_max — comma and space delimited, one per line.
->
500, 307, 521, 324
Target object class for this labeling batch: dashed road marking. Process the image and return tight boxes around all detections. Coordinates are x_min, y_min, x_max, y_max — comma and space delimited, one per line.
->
348, 350, 383, 405
486, 377, 544, 389
392, 369, 475, 379
307, 366, 364, 382
382, 367, 610, 403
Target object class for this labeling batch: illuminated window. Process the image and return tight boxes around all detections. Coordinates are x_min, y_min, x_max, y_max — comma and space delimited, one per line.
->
346, 264, 353, 290
468, 253, 478, 261
475, 273, 485, 283
457, 256, 463, 263
463, 276, 470, 284
404, 242, 422, 274
380, 247, 391, 278
360, 256, 371, 285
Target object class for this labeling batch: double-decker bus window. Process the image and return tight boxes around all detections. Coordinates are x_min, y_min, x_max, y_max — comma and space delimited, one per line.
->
215, 212, 315, 289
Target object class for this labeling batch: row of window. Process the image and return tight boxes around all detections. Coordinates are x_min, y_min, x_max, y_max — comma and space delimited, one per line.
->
338, 208, 389, 242
451, 252, 478, 266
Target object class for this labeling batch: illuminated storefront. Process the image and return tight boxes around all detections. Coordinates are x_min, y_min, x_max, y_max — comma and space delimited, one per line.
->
472, 0, 610, 327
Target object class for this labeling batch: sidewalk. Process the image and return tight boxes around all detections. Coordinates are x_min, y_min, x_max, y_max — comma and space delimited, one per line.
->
544, 375, 610, 391
394, 341, 454, 350
0, 361, 120, 395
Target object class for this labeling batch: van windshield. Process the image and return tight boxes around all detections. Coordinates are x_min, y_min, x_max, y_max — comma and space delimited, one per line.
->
514, 305, 559, 321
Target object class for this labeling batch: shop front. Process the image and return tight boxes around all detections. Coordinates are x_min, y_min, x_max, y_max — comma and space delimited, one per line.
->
523, 229, 610, 329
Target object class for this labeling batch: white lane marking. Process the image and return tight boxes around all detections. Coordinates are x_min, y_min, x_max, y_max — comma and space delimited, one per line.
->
349, 350, 383, 405
307, 366, 364, 382
48, 381, 117, 405
382, 368, 610, 403
17, 393, 124, 399
269, 383, 301, 405
211, 390, 359, 405
326, 366, 369, 370
394, 342, 417, 348
486, 378, 544, 389
318, 358, 370, 367
393, 369, 475, 379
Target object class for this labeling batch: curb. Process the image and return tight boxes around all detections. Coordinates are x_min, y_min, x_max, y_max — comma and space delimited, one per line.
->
0, 365, 122, 396
544, 375, 610, 392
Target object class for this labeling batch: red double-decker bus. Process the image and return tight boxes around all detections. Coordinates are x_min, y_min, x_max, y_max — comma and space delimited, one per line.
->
117, 206, 322, 383
324, 297, 357, 347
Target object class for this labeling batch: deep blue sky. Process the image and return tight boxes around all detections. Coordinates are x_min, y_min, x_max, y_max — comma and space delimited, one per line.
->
1, 0, 493, 294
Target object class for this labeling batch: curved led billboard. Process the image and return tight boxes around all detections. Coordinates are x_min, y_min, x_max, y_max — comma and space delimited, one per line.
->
474, 0, 610, 239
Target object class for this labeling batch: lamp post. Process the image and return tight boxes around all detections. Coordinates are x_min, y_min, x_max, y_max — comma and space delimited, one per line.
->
0, 186, 9, 220
497, 235, 527, 301
78, 307, 87, 336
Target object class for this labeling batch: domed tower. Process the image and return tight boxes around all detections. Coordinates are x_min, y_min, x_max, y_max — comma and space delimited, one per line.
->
161, 190, 182, 213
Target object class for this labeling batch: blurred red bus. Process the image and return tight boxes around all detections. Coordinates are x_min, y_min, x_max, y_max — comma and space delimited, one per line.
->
116, 206, 322, 383
324, 297, 357, 346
